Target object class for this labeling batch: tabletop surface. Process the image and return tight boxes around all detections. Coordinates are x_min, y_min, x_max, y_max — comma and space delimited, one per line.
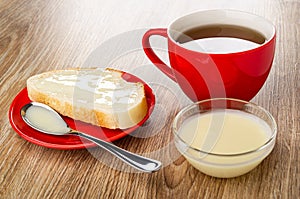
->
0, 0, 299, 198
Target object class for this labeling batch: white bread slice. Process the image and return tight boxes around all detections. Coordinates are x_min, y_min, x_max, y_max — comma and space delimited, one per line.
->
27, 68, 148, 129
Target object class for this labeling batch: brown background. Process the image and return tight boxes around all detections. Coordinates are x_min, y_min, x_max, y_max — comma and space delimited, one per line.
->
0, 0, 299, 198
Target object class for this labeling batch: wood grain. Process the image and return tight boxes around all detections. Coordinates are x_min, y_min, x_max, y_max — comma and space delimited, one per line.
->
0, 0, 299, 198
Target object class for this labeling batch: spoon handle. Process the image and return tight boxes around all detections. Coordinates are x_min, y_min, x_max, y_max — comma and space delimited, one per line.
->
69, 130, 162, 173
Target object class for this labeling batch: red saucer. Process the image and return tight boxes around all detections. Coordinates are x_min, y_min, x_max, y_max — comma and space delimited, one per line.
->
9, 72, 155, 149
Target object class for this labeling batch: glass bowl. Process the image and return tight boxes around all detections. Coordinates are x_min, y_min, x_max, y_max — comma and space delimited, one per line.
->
173, 98, 277, 178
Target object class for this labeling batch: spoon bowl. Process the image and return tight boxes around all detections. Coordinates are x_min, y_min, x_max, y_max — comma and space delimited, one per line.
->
21, 102, 162, 173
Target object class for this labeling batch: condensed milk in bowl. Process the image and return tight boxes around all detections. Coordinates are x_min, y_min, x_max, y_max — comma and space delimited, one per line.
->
173, 98, 277, 178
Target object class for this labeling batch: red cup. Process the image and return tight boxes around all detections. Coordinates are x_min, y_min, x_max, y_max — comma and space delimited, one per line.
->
142, 10, 276, 101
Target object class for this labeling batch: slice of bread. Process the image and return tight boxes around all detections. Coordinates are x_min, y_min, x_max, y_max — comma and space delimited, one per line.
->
27, 68, 148, 129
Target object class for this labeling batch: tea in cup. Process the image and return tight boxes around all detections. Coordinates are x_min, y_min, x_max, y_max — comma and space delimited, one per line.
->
142, 9, 276, 101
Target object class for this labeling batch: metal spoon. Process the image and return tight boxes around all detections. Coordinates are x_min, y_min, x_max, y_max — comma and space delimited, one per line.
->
20, 102, 161, 173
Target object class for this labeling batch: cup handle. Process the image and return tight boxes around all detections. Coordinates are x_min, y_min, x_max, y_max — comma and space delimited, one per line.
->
142, 28, 177, 82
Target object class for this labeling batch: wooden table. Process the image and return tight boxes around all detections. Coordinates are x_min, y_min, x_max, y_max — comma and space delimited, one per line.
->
0, 0, 299, 198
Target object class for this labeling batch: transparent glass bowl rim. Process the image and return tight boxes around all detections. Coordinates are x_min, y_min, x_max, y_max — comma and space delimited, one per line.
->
172, 98, 277, 157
